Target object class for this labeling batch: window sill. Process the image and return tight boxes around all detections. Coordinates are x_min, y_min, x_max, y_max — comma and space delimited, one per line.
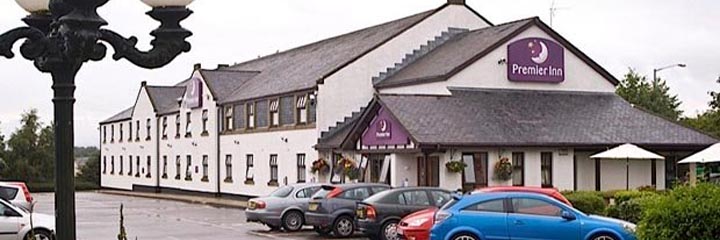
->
201, 131, 209, 137
175, 176, 181, 180
146, 174, 152, 179
224, 178, 233, 183
162, 174, 168, 179
175, 135, 181, 139
145, 137, 151, 141
244, 180, 254, 185
297, 180, 306, 184
267, 181, 279, 187
162, 136, 168, 140
185, 177, 193, 181
185, 134, 192, 138
201, 177, 209, 182
135, 174, 141, 178
135, 138, 140, 142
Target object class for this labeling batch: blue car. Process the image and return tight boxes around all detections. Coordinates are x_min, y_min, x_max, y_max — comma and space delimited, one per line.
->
430, 192, 636, 240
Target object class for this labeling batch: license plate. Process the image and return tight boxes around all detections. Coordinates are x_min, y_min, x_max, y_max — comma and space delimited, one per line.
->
308, 203, 318, 211
356, 209, 365, 219
248, 202, 256, 210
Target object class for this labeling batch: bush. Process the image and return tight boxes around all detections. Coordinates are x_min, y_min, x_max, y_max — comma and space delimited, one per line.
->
605, 198, 652, 223
613, 190, 657, 205
564, 191, 606, 215
27, 181, 99, 193
637, 183, 720, 240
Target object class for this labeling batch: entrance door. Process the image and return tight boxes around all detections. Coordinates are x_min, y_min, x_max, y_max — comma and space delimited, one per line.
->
417, 156, 440, 187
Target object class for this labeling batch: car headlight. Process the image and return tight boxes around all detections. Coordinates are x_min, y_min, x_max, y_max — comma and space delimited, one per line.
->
406, 218, 428, 227
622, 223, 637, 234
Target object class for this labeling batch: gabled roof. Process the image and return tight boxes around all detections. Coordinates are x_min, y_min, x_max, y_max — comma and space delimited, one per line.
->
219, 7, 442, 104
366, 89, 717, 148
375, 17, 620, 89
200, 69, 260, 101
100, 107, 134, 124
146, 86, 186, 115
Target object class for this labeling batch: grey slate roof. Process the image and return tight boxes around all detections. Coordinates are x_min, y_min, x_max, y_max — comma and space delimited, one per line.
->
146, 86, 186, 115
375, 18, 533, 88
101, 107, 134, 124
377, 89, 718, 147
219, 9, 438, 104
200, 69, 260, 101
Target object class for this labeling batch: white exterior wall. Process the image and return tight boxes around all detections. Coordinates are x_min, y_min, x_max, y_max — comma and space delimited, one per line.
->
317, 5, 491, 134
219, 128, 317, 197
101, 88, 158, 190
392, 153, 418, 187
158, 70, 220, 193
575, 152, 596, 191
380, 25, 617, 95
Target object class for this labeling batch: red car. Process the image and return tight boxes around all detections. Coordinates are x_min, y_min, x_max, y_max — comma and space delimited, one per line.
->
396, 186, 571, 240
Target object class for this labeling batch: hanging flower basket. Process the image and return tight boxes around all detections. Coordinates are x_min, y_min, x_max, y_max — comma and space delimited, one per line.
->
494, 157, 513, 181
311, 158, 329, 174
445, 161, 466, 173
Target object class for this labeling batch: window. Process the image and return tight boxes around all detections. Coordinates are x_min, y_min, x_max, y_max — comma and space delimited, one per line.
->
103, 126, 107, 143
145, 118, 151, 141
119, 123, 124, 142
0, 202, 19, 217
269, 99, 280, 127
512, 152, 525, 186
296, 94, 307, 124
202, 109, 209, 135
162, 156, 168, 179
110, 125, 115, 143
103, 156, 107, 174
110, 156, 115, 174
245, 154, 254, 184
246, 103, 255, 129
224, 107, 233, 131
135, 120, 140, 141
256, 100, 268, 128
119, 156, 124, 175
402, 190, 431, 206
175, 156, 181, 180
175, 114, 181, 138
224, 155, 233, 182
128, 122, 133, 141
0, 186, 19, 200
185, 155, 192, 181
201, 155, 209, 182
340, 187, 370, 200
541, 152, 553, 188
295, 186, 320, 199
280, 96, 294, 126
297, 154, 306, 183
135, 156, 141, 178
128, 155, 133, 176
430, 191, 452, 207
462, 153, 488, 192
185, 112, 192, 137
162, 117, 168, 139
146, 156, 152, 178
512, 198, 562, 217
269, 154, 278, 186
465, 200, 506, 213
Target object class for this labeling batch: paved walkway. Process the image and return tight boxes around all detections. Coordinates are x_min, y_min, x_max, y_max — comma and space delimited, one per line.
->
99, 190, 248, 209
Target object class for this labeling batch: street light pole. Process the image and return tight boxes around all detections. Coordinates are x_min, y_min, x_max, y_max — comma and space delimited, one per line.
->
653, 63, 687, 86
0, 0, 195, 239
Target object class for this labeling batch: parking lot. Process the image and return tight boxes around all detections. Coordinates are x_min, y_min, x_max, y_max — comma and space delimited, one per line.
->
33, 192, 367, 240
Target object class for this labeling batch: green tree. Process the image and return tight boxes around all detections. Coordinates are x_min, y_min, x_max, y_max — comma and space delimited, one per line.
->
78, 151, 100, 185
1, 109, 55, 182
616, 69, 683, 120
0, 121, 6, 173
711, 76, 720, 110
682, 78, 720, 138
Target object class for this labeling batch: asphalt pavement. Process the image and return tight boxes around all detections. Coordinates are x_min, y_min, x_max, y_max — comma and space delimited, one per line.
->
33, 192, 366, 240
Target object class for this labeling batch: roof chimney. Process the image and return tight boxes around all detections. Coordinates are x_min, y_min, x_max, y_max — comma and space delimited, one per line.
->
141, 81, 147, 87
217, 64, 230, 69
194, 63, 202, 70
447, 0, 465, 5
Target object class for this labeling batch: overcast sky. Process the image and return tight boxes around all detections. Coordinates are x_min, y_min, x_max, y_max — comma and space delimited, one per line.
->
0, 0, 718, 147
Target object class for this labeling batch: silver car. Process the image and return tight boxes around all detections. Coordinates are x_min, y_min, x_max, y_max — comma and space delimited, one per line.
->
246, 183, 322, 231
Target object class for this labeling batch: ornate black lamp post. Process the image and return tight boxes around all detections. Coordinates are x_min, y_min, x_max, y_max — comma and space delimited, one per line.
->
0, 0, 194, 239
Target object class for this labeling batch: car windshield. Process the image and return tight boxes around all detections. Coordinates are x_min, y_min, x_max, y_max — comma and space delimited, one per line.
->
269, 186, 294, 198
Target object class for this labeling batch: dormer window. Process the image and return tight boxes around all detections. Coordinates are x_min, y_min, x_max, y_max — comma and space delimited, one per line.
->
224, 107, 233, 131
162, 117, 168, 139
185, 112, 192, 138
296, 94, 308, 124
270, 99, 280, 127
246, 103, 255, 129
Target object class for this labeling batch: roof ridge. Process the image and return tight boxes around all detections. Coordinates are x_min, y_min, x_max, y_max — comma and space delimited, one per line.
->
229, 9, 438, 69
146, 85, 185, 88
201, 69, 261, 73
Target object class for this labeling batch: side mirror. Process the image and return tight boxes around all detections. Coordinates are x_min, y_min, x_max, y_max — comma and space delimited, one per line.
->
561, 210, 576, 221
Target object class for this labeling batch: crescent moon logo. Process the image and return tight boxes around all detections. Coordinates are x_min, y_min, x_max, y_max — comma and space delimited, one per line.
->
379, 120, 388, 132
531, 41, 549, 64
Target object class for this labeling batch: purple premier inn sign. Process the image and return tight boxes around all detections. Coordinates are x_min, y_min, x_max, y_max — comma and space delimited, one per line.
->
507, 37, 565, 83
185, 76, 203, 109
361, 107, 410, 146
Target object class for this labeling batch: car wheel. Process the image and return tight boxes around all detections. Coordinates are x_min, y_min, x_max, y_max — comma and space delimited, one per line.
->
25, 229, 53, 240
282, 211, 304, 232
452, 233, 478, 240
592, 234, 618, 240
380, 220, 400, 240
314, 226, 332, 236
332, 215, 355, 237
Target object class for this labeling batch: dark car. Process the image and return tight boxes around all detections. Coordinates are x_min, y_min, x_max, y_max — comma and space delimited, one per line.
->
246, 183, 322, 231
356, 187, 452, 240
305, 183, 391, 237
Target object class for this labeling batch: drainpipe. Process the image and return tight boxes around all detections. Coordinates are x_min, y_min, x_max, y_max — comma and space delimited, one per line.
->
216, 105, 222, 197
156, 116, 161, 193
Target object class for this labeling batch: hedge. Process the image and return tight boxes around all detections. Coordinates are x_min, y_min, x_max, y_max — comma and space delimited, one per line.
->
27, 181, 100, 193
613, 190, 658, 205
637, 183, 720, 240
564, 191, 606, 215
